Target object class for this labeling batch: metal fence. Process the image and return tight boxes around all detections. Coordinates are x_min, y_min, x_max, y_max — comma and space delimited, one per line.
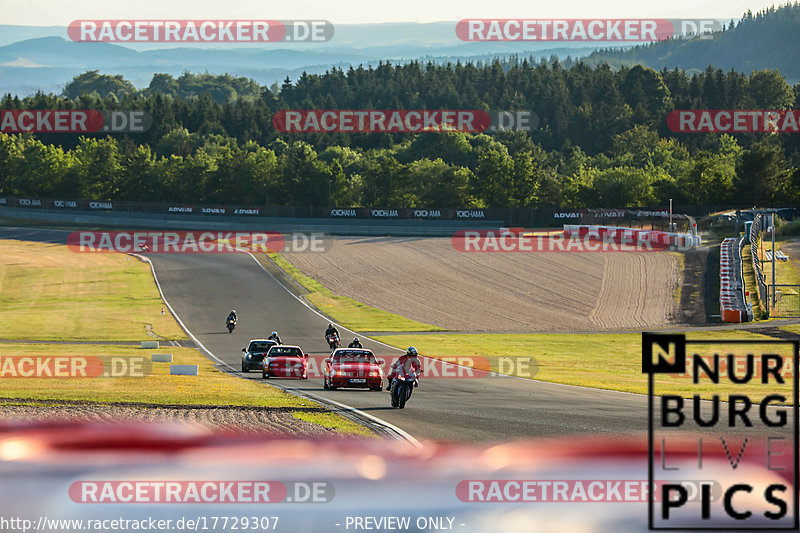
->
749, 213, 770, 314
768, 285, 800, 318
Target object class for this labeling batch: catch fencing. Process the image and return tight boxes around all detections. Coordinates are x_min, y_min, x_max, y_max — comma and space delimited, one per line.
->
768, 284, 800, 318
749, 213, 770, 314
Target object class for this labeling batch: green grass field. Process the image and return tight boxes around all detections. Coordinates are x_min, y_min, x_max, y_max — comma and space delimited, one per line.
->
0, 239, 187, 341
0, 343, 317, 407
265, 244, 795, 401
378, 330, 792, 402
0, 238, 371, 435
263, 252, 444, 332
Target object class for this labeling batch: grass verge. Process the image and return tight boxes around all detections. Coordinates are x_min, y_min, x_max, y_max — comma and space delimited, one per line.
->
292, 411, 375, 437
377, 330, 792, 402
0, 239, 187, 341
0, 343, 316, 407
0, 238, 370, 435
262, 252, 444, 332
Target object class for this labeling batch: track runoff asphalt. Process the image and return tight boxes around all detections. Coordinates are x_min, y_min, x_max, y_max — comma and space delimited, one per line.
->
1, 226, 651, 443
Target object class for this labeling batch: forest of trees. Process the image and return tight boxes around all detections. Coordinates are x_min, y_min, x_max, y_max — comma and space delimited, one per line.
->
584, 3, 800, 82
1, 53, 799, 209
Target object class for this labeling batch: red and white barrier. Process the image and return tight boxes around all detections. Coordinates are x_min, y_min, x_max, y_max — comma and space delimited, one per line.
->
720, 237, 751, 323
563, 225, 701, 249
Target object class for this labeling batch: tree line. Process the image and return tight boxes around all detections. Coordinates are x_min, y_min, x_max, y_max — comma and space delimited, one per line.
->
0, 58, 798, 208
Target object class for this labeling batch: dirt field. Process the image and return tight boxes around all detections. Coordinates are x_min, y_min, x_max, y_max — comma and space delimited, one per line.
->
0, 402, 362, 438
282, 236, 682, 332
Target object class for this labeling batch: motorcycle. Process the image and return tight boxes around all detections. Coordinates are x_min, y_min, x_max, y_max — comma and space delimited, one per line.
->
226, 317, 237, 333
390, 372, 419, 409
326, 333, 340, 350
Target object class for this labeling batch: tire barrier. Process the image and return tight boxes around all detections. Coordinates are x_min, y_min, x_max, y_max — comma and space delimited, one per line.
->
720, 236, 752, 323
563, 225, 701, 248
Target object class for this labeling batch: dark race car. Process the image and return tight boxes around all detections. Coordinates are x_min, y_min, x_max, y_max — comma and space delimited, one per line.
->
241, 339, 278, 373
323, 348, 384, 391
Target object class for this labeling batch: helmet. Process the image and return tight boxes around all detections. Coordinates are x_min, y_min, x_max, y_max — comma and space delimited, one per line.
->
272, 331, 278, 336
407, 346, 418, 356
353, 337, 359, 343
231, 310, 236, 314
328, 323, 333, 328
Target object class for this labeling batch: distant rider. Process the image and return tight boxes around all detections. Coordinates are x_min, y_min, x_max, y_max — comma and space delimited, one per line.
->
325, 323, 340, 343
386, 346, 422, 391
227, 310, 237, 325
268, 330, 282, 344
348, 337, 363, 348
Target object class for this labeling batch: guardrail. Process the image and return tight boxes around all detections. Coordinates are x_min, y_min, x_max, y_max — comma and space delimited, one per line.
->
720, 236, 752, 323
0, 195, 719, 227
749, 214, 770, 315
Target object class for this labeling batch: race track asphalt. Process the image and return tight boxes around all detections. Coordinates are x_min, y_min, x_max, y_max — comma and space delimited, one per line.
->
146, 249, 656, 443
0, 226, 658, 443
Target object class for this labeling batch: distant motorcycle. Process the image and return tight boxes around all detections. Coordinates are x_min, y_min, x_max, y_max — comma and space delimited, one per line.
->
326, 333, 340, 350
390, 372, 419, 409
226, 317, 237, 333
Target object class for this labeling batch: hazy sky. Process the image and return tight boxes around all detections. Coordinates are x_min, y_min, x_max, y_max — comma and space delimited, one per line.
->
1, 0, 786, 26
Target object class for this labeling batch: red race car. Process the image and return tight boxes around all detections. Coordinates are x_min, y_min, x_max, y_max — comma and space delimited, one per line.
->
261, 345, 309, 379
323, 348, 384, 391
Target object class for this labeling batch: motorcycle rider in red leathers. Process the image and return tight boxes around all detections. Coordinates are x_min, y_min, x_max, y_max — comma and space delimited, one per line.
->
386, 347, 422, 391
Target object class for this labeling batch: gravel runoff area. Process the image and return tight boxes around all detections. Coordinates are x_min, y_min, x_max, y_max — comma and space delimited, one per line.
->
0, 401, 364, 438
282, 236, 682, 332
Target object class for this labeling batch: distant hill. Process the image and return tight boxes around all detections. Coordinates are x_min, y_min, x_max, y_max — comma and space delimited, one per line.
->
584, 3, 800, 83
0, 32, 602, 96
3, 7, 800, 97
